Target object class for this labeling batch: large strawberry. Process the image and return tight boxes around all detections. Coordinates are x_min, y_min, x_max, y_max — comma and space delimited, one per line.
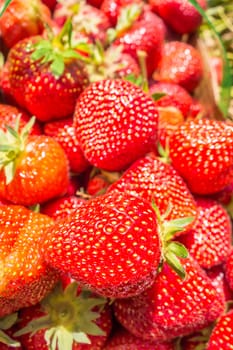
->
149, 0, 207, 34
178, 197, 232, 269
0, 117, 69, 206
14, 281, 112, 350
169, 118, 233, 195
73, 79, 159, 171
154, 41, 203, 92
42, 190, 191, 298
113, 257, 224, 343
0, 0, 52, 48
5, 23, 90, 122
0, 204, 59, 318
206, 310, 233, 349
108, 154, 197, 233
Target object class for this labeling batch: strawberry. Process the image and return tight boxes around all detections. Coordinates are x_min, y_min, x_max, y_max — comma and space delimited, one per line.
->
54, 124, 90, 174
108, 154, 197, 233
0, 204, 59, 318
101, 0, 143, 26
206, 310, 233, 349
178, 197, 232, 269
73, 79, 159, 171
112, 11, 165, 77
41, 0, 57, 11
149, 82, 193, 118
207, 265, 233, 302
149, 0, 207, 34
5, 26, 90, 122
169, 118, 233, 195
225, 248, 233, 292
43, 117, 73, 137
0, 0, 52, 48
0, 117, 69, 206
87, 174, 110, 196
0, 103, 42, 135
14, 281, 112, 350
113, 257, 224, 343
41, 195, 86, 220
42, 191, 162, 298
154, 41, 203, 92
104, 325, 175, 349
53, 1, 110, 45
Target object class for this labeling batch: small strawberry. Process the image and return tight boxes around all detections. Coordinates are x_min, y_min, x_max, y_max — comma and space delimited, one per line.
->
73, 79, 159, 171
178, 197, 232, 269
0, 117, 69, 206
0, 103, 42, 135
54, 124, 90, 174
104, 325, 175, 349
169, 118, 233, 195
149, 0, 207, 34
5, 23, 90, 122
14, 281, 112, 350
113, 257, 224, 343
0, 204, 59, 318
206, 310, 233, 349
41, 195, 86, 220
86, 174, 110, 196
0, 0, 52, 48
154, 41, 203, 92
108, 154, 197, 233
42, 190, 191, 298
149, 82, 193, 118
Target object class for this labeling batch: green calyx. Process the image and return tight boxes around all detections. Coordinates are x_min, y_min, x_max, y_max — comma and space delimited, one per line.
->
152, 201, 194, 279
0, 313, 21, 347
31, 19, 91, 77
14, 282, 107, 350
107, 3, 143, 43
0, 116, 35, 184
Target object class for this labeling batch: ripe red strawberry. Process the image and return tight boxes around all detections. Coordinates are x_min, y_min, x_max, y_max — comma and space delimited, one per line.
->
207, 265, 233, 302
0, 103, 42, 135
169, 118, 233, 195
104, 326, 175, 349
225, 248, 233, 291
41, 0, 57, 11
73, 79, 159, 171
41, 195, 86, 220
53, 124, 90, 174
178, 197, 232, 269
149, 0, 207, 34
101, 0, 143, 26
0, 204, 59, 318
42, 191, 162, 298
206, 310, 233, 349
87, 174, 110, 196
108, 154, 197, 233
154, 41, 203, 92
14, 281, 112, 350
0, 118, 69, 206
5, 31, 90, 122
43, 117, 73, 137
0, 0, 52, 48
112, 12, 165, 76
113, 257, 224, 343
53, 1, 110, 45
149, 82, 193, 118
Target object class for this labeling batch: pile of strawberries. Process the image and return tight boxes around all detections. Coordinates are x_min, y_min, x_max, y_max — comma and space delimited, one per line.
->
0, 0, 233, 348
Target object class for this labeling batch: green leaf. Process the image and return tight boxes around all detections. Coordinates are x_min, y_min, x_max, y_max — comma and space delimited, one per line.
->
188, 0, 232, 118
165, 251, 186, 279
166, 241, 189, 259
0, 0, 12, 17
50, 56, 65, 77
151, 92, 167, 101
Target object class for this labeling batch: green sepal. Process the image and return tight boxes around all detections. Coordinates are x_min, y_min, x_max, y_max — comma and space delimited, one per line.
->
165, 251, 186, 280
151, 92, 167, 101
0, 313, 18, 330
0, 330, 21, 348
163, 217, 194, 241
28, 204, 40, 213
124, 73, 144, 87
166, 241, 189, 259
0, 0, 12, 17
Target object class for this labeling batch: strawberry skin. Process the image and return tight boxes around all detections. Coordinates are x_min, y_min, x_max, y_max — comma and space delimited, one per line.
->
0, 205, 59, 318
41, 195, 86, 220
155, 41, 203, 92
43, 191, 162, 298
113, 258, 224, 343
6, 36, 89, 122
206, 310, 233, 349
149, 0, 207, 34
178, 197, 232, 269
169, 118, 233, 195
0, 135, 69, 206
225, 248, 233, 292
108, 154, 197, 233
73, 79, 159, 171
